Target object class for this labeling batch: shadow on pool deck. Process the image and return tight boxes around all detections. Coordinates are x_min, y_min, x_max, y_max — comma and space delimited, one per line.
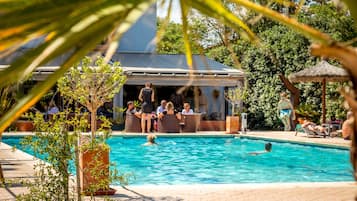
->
102, 186, 184, 201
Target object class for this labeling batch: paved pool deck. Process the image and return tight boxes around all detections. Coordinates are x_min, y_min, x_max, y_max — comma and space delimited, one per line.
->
0, 131, 355, 201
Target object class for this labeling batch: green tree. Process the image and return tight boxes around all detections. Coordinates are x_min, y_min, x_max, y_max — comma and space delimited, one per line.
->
205, 3, 356, 129
299, 3, 357, 42
157, 18, 205, 54
57, 56, 126, 142
157, 19, 185, 54
242, 25, 314, 129
18, 110, 87, 200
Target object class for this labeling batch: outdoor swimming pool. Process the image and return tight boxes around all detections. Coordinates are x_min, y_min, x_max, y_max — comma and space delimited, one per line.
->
2, 136, 353, 185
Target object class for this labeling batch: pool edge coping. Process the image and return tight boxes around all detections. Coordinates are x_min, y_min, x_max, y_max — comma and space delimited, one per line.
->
112, 181, 356, 188
2, 131, 349, 149
239, 134, 350, 149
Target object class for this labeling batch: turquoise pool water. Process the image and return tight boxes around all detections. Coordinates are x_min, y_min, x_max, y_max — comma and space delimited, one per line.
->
2, 136, 353, 185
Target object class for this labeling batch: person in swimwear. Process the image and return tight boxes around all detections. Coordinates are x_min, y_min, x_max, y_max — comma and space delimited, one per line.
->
142, 134, 158, 146
301, 118, 328, 135
249, 143, 272, 156
277, 92, 295, 131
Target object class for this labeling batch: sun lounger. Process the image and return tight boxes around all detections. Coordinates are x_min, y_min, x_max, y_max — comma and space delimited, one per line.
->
295, 124, 304, 136
301, 127, 328, 138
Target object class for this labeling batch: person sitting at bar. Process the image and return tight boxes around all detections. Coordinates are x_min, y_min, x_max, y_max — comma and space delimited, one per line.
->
158, 101, 181, 120
182, 102, 194, 115
125, 101, 142, 133
156, 99, 167, 115
157, 101, 181, 133
126, 101, 141, 118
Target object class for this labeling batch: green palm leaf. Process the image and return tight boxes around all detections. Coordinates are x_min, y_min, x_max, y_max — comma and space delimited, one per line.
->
187, 1, 258, 42
341, 0, 357, 29
0, 0, 154, 133
229, 0, 332, 44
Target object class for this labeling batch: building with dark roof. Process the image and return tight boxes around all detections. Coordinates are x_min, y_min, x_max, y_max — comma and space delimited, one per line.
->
0, 4, 245, 127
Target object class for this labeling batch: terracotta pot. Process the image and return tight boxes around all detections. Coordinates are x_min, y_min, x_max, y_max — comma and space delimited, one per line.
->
79, 144, 115, 196
15, 120, 34, 131
226, 116, 240, 134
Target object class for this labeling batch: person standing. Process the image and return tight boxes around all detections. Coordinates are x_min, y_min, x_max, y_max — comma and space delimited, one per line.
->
138, 82, 155, 133
126, 101, 141, 118
277, 92, 295, 131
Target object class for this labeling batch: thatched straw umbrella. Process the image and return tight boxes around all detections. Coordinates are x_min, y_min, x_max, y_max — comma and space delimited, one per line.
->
289, 60, 349, 123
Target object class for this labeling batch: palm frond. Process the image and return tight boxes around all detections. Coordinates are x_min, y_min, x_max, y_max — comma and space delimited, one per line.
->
0, 0, 154, 133
229, 0, 332, 44
341, 0, 357, 29
187, 1, 258, 42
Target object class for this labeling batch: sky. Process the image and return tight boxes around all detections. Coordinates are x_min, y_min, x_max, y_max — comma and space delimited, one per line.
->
157, 0, 182, 23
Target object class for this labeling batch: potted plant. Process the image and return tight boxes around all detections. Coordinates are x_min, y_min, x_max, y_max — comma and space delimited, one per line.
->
133, 100, 141, 111
58, 56, 126, 195
224, 86, 247, 134
15, 114, 34, 132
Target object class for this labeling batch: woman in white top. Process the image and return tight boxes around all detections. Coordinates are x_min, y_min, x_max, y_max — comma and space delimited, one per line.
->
182, 102, 194, 115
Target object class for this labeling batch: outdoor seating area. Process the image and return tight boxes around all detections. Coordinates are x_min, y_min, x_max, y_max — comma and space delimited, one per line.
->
125, 113, 201, 133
